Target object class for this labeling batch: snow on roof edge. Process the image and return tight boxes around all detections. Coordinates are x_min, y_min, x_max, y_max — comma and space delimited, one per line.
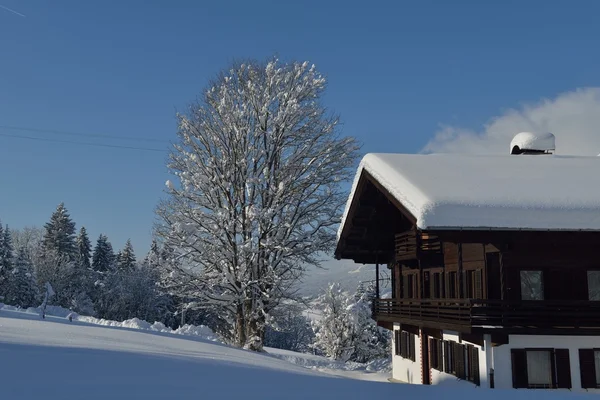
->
336, 153, 429, 243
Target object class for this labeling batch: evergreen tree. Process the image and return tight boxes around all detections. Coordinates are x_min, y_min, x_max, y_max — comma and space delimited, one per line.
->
143, 239, 161, 269
76, 227, 92, 270
0, 224, 13, 270
117, 239, 136, 271
3, 248, 38, 308
92, 234, 115, 273
42, 203, 77, 260
0, 224, 12, 301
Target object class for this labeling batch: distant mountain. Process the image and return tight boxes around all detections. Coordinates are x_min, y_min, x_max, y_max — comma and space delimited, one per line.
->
297, 258, 385, 297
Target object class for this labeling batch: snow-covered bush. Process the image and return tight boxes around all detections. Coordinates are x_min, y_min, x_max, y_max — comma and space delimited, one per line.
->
311, 282, 390, 363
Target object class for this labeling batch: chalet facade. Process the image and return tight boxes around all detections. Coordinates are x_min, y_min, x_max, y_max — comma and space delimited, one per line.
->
335, 135, 600, 391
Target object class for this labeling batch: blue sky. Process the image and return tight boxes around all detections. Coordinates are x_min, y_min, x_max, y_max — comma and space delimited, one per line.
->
1, 0, 600, 255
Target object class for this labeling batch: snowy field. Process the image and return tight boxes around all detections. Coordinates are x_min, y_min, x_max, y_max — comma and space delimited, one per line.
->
0, 308, 595, 399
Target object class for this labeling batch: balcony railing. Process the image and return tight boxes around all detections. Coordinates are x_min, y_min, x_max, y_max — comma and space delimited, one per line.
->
374, 298, 600, 331
395, 230, 442, 262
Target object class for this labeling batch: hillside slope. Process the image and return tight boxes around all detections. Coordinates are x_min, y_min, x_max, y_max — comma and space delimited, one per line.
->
0, 308, 592, 400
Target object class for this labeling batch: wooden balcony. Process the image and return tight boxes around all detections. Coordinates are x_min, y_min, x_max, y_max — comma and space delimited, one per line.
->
374, 298, 600, 333
395, 230, 442, 262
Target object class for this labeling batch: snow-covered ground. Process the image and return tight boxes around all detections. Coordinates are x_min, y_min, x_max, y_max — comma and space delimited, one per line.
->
0, 307, 594, 399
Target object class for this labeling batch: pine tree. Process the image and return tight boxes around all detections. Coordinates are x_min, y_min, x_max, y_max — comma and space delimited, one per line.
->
0, 224, 12, 301
143, 239, 161, 269
92, 234, 115, 273
42, 203, 77, 260
76, 227, 92, 270
117, 239, 136, 271
3, 248, 38, 308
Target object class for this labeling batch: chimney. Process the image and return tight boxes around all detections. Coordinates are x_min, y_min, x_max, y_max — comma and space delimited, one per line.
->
510, 132, 555, 155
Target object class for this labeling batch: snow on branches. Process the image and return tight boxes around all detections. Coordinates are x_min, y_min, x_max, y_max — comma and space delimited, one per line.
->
157, 57, 360, 350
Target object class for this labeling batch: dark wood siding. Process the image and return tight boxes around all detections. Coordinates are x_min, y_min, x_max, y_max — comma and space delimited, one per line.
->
443, 243, 459, 269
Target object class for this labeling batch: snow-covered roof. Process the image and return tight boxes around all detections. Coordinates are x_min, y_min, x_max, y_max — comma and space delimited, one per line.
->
339, 153, 600, 233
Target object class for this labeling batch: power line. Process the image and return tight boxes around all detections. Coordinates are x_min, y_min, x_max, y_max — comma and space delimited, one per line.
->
0, 132, 167, 152
0, 124, 171, 144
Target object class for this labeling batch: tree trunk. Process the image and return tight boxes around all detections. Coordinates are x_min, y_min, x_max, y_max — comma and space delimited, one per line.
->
246, 313, 265, 352
236, 304, 246, 347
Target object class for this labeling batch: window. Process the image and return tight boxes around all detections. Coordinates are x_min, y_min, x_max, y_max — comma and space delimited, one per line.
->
526, 351, 553, 388
579, 349, 600, 388
588, 271, 600, 301
395, 330, 415, 361
423, 271, 431, 298
520, 270, 544, 300
403, 273, 417, 299
512, 349, 571, 389
447, 271, 457, 298
464, 270, 474, 298
431, 271, 444, 299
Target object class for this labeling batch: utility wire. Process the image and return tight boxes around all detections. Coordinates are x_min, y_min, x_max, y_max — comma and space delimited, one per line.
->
0, 124, 171, 144
0, 132, 167, 152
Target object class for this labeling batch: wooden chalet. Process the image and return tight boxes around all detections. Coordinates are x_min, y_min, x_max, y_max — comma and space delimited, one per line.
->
335, 134, 600, 391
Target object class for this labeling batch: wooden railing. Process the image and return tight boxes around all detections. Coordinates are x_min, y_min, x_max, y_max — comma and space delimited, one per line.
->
374, 298, 600, 330
394, 231, 442, 261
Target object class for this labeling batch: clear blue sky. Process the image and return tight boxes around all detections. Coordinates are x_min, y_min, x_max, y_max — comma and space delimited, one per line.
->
1, 0, 599, 255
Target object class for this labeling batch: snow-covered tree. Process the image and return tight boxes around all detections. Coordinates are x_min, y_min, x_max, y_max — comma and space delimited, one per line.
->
3, 248, 39, 308
117, 239, 136, 271
11, 226, 43, 262
264, 301, 314, 352
311, 282, 390, 362
156, 57, 359, 350
34, 249, 77, 308
41, 203, 77, 260
76, 227, 92, 270
311, 283, 354, 361
0, 224, 14, 302
348, 282, 390, 363
92, 234, 115, 273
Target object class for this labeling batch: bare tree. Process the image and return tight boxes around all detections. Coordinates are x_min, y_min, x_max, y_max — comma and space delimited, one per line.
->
11, 226, 43, 261
157, 57, 359, 350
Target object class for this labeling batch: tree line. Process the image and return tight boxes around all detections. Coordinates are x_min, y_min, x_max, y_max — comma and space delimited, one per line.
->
0, 203, 172, 324
0, 203, 388, 362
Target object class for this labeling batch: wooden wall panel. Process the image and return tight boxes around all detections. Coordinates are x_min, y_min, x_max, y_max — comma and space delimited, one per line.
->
443, 242, 459, 269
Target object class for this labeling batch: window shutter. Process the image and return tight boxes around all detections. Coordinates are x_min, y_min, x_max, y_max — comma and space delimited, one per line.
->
430, 339, 438, 369
410, 333, 416, 361
469, 345, 480, 386
403, 275, 408, 299
579, 349, 596, 389
437, 340, 443, 372
454, 342, 465, 379
511, 349, 529, 388
394, 331, 400, 356
554, 349, 571, 389
400, 332, 406, 358
443, 341, 449, 372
